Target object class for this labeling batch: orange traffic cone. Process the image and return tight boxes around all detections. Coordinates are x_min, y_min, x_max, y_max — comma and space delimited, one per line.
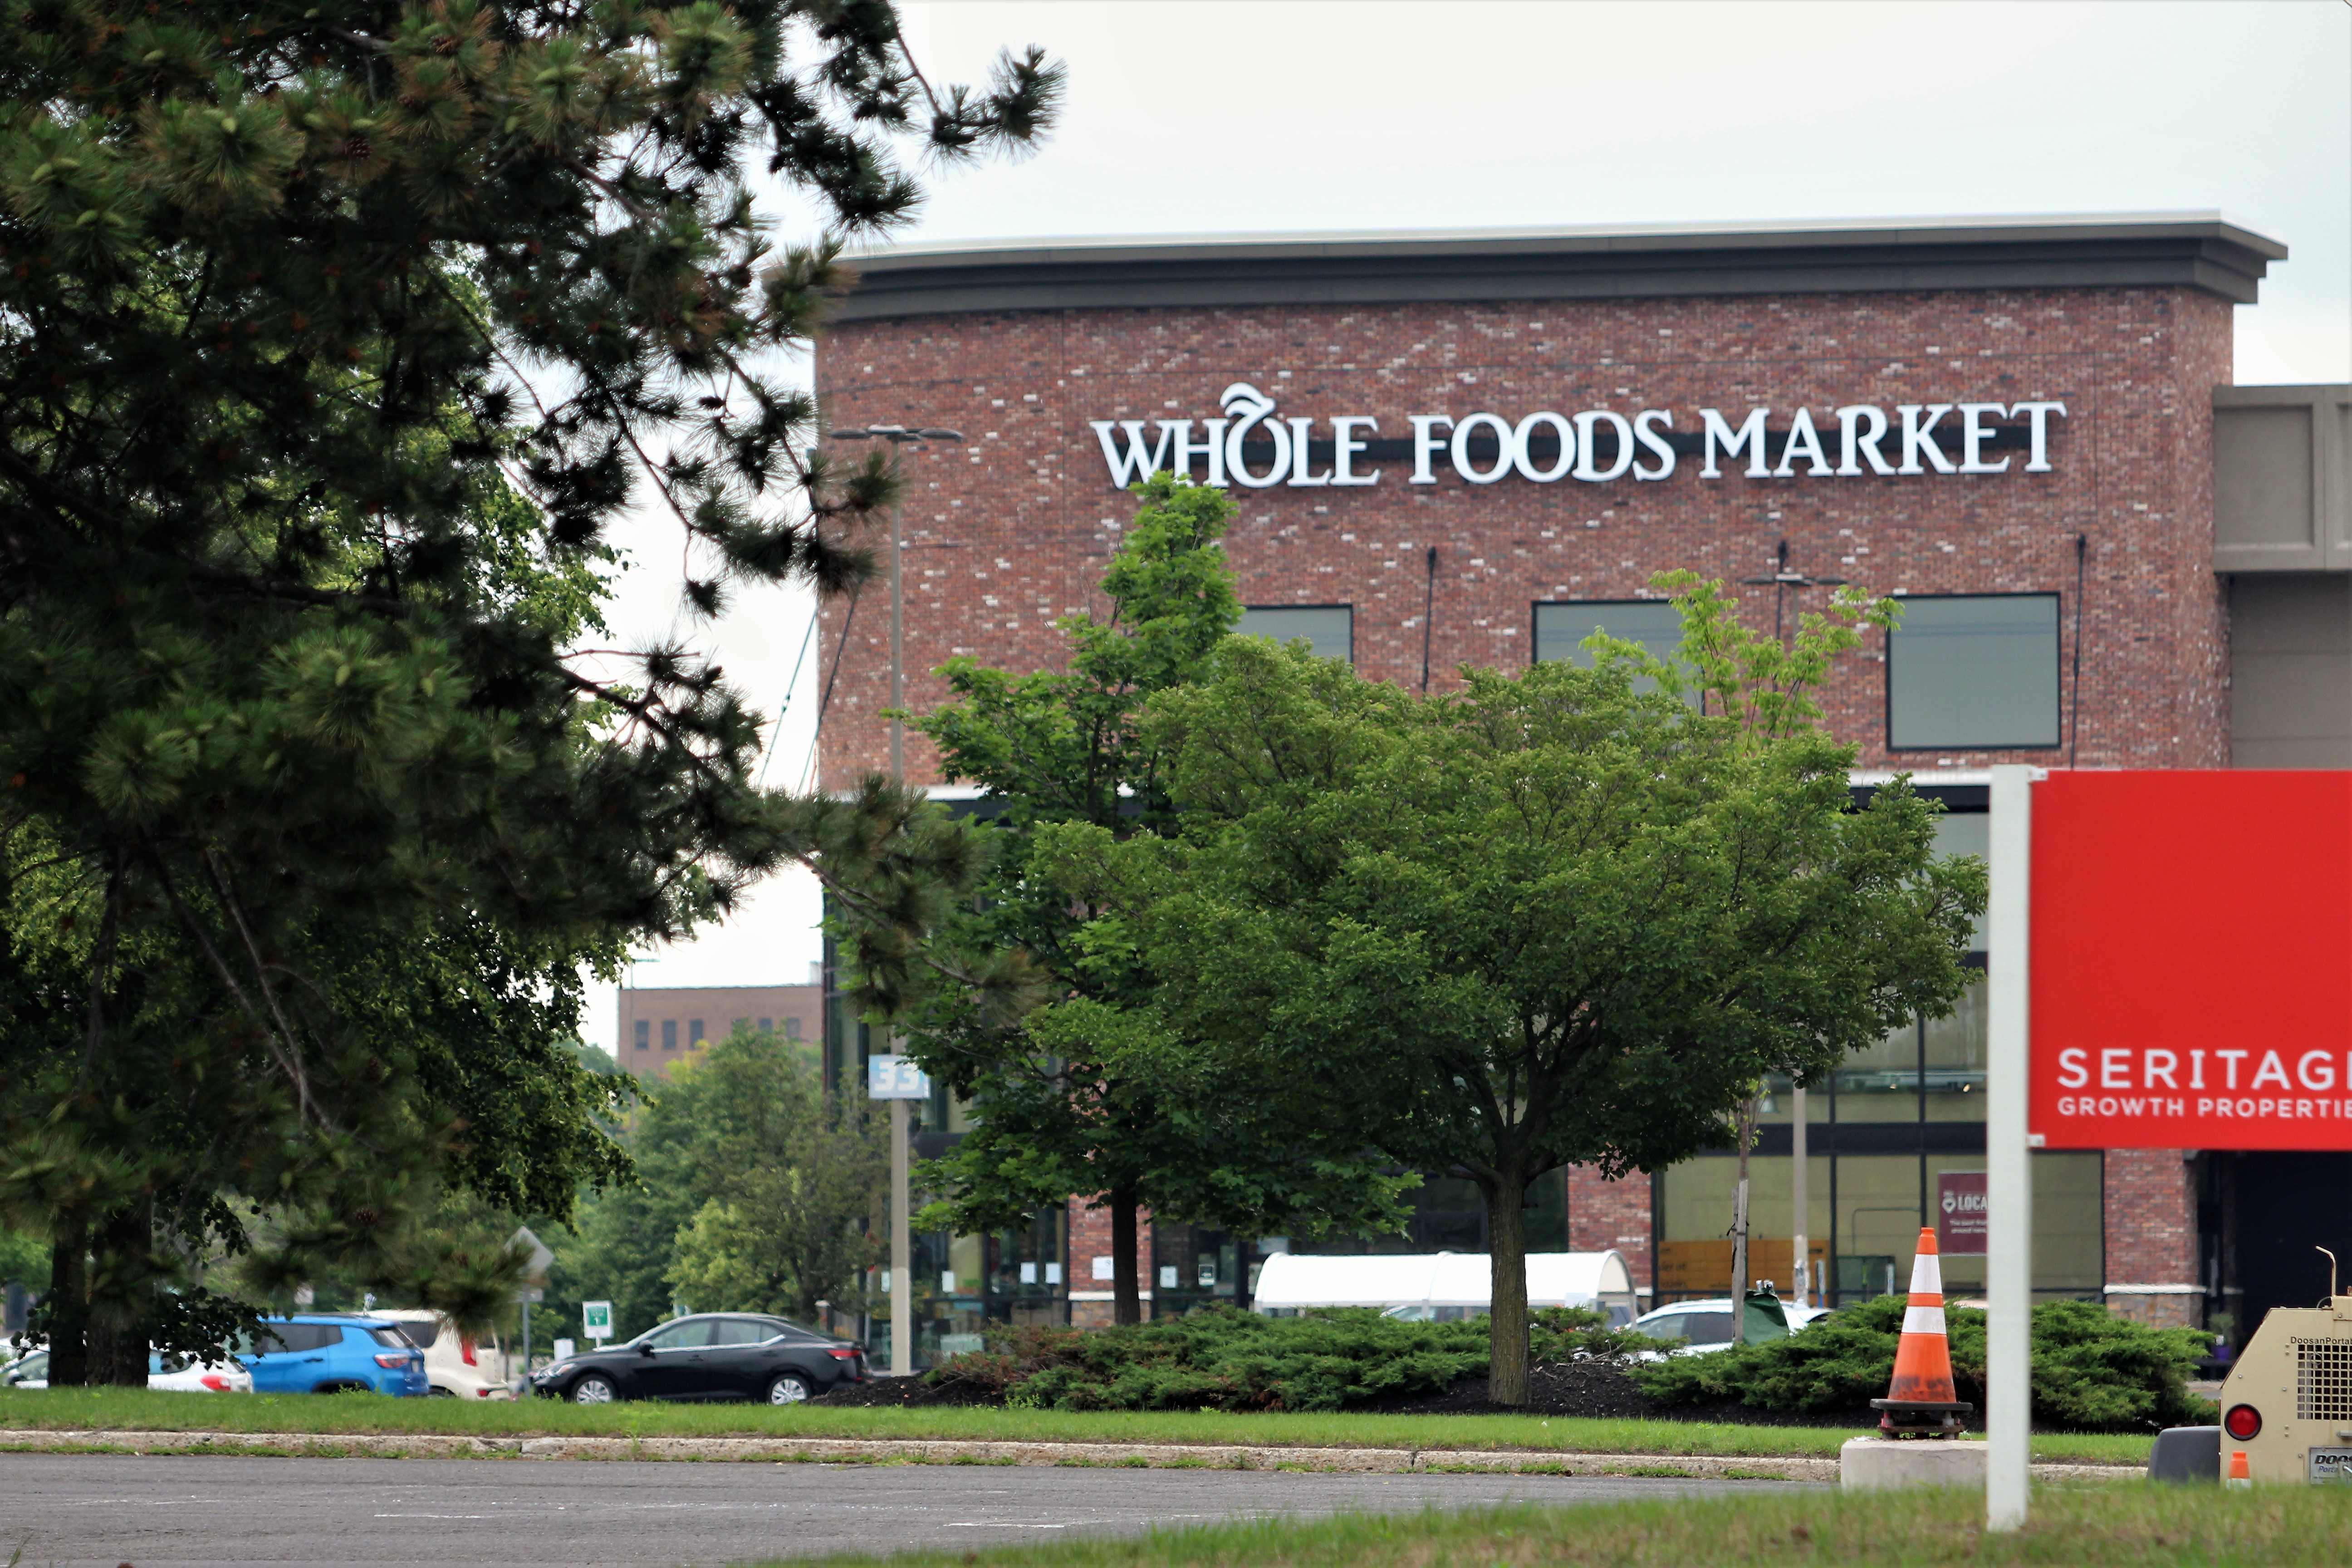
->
1870, 1226, 1973, 1438
2225, 1450, 2251, 1490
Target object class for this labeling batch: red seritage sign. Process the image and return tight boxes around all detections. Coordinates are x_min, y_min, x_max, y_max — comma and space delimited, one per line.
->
2029, 770, 2352, 1152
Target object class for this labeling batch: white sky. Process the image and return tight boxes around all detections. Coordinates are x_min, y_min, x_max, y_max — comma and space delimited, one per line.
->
578, 0, 2352, 1052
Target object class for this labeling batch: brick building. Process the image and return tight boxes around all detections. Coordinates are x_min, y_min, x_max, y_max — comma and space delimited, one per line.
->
619, 977, 822, 1081
812, 215, 2352, 1356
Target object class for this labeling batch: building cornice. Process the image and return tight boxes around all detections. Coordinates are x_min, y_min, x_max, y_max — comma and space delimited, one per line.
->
829, 213, 2285, 321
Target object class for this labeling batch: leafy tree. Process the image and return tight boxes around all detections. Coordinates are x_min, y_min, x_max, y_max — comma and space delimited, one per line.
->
898, 476, 1411, 1324
550, 1027, 881, 1336
661, 1028, 886, 1322
0, 0, 1058, 1381
1035, 576, 1985, 1402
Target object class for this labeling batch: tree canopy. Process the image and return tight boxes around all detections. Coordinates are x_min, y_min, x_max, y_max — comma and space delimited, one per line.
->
899, 476, 1411, 1323
1034, 577, 1987, 1401
0, 0, 1058, 1379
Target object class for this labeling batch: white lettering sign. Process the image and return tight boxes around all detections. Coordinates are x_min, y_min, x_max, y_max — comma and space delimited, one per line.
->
1086, 385, 2067, 490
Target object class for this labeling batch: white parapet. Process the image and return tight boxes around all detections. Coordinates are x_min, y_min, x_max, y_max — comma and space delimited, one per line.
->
1841, 1436, 1989, 1491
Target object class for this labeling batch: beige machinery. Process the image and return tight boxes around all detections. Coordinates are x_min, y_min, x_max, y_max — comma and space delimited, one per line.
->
2215, 1267, 2352, 1485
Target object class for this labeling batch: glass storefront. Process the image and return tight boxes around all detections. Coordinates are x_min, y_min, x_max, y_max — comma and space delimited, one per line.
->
1656, 962, 2103, 1307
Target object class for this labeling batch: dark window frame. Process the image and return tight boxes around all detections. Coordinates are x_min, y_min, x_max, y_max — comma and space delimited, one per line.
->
1882, 591, 2063, 754
1237, 603, 1355, 666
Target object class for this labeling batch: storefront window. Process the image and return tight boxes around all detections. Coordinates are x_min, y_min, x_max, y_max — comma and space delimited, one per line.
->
1886, 594, 2061, 750
1238, 605, 1352, 665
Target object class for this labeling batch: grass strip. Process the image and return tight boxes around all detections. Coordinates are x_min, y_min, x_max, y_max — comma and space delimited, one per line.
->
0, 1388, 2152, 1465
758, 1485, 2352, 1568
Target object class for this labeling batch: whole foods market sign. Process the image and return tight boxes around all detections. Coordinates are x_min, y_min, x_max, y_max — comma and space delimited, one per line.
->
1089, 382, 2068, 490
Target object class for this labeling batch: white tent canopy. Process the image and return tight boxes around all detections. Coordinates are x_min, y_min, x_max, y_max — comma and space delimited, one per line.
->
1252, 1250, 1638, 1325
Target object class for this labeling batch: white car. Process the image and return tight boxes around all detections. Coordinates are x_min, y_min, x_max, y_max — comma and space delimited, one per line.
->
3, 1347, 47, 1387
148, 1350, 252, 1392
375, 1308, 514, 1399
2, 1346, 250, 1390
1632, 1297, 1837, 1356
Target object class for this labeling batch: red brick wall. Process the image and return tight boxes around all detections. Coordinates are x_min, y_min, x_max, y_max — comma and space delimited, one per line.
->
2103, 1147, 2200, 1327
1066, 1196, 1152, 1329
813, 285, 2234, 789
1566, 1164, 1654, 1291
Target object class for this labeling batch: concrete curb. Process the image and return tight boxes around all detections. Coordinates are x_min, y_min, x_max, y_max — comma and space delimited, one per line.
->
0, 1429, 2137, 1483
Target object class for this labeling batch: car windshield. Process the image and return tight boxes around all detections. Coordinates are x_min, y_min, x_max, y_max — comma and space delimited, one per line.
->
396, 1319, 440, 1349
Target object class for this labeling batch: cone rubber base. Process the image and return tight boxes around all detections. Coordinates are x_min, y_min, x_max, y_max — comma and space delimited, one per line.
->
1871, 1397, 1972, 1438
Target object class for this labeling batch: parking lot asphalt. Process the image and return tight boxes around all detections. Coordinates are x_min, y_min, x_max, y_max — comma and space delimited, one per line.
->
4, 1452, 1788, 1566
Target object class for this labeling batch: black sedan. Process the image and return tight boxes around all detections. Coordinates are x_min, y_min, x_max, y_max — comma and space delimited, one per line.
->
532, 1313, 867, 1405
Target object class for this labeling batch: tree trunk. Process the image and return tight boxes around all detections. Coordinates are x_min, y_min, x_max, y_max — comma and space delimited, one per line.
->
86, 1202, 153, 1387
45, 1220, 89, 1388
1485, 1172, 1530, 1407
1109, 1187, 1142, 1325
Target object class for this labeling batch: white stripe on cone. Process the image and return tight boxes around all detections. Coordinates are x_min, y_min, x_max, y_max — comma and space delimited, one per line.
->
1908, 1249, 1943, 1295
1902, 1305, 1948, 1336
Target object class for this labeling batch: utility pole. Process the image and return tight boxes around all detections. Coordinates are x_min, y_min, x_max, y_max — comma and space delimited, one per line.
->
827, 421, 961, 1378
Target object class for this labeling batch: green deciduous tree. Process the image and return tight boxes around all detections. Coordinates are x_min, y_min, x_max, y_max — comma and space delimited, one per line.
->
552, 1027, 882, 1337
898, 476, 1412, 1324
1035, 576, 1986, 1402
0, 0, 1057, 1379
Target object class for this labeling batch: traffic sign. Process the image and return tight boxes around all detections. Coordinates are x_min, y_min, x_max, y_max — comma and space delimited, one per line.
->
867, 1054, 931, 1099
582, 1300, 613, 1341
511, 1225, 555, 1282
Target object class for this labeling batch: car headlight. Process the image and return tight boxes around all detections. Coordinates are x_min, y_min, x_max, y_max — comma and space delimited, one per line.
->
544, 1361, 577, 1377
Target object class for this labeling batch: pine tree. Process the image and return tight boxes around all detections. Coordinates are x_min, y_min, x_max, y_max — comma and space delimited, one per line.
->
0, 0, 1059, 1380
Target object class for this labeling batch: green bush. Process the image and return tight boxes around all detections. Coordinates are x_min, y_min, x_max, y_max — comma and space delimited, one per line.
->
1628, 1296, 2217, 1432
928, 1305, 1646, 1413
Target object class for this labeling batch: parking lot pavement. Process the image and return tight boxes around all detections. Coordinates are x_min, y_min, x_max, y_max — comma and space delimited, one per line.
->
5, 1452, 1792, 1567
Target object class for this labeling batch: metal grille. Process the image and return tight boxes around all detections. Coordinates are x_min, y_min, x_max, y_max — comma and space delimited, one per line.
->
2297, 1341, 2352, 1421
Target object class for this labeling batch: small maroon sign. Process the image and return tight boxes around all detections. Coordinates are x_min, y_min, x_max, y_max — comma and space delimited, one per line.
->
1937, 1171, 1989, 1256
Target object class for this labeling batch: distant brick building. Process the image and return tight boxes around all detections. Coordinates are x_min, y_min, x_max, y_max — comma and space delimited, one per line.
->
618, 979, 822, 1080
812, 215, 2351, 1356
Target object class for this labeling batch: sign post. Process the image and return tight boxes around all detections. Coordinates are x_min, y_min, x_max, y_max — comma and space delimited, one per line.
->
512, 1226, 554, 1379
1985, 764, 2037, 1532
868, 1055, 932, 1377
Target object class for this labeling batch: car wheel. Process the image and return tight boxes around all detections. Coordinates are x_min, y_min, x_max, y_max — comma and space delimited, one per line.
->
766, 1372, 812, 1406
571, 1374, 620, 1405
428, 1386, 457, 1397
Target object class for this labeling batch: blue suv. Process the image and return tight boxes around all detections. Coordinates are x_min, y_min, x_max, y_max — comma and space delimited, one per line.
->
239, 1316, 428, 1396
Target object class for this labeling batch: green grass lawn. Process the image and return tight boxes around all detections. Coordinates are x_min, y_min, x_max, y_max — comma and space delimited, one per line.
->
759, 1486, 2352, 1568
0, 1387, 2153, 1465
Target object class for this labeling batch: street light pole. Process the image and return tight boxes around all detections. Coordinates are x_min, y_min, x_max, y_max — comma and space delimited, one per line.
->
828, 422, 961, 1379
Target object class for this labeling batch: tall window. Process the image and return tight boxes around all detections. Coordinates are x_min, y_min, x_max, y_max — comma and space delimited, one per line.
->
1238, 605, 1352, 665
1886, 594, 2061, 750
661, 1019, 678, 1051
688, 1018, 706, 1048
633, 1020, 650, 1052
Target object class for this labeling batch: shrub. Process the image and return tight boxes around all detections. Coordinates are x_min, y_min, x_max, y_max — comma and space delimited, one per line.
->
1628, 1296, 2217, 1432
927, 1304, 1645, 1412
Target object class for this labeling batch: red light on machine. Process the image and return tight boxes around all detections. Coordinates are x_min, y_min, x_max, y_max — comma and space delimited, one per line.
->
2224, 1404, 2262, 1441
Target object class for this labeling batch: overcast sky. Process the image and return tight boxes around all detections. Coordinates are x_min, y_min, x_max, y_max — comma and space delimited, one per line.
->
580, 0, 2352, 1051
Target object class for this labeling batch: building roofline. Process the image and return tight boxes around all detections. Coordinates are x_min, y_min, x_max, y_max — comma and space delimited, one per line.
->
827, 212, 2285, 320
